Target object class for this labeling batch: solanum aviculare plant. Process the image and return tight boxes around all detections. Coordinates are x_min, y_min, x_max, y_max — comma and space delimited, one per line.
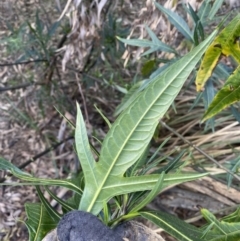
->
0, 28, 217, 241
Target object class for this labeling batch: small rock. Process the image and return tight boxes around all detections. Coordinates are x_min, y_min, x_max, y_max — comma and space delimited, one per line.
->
57, 210, 122, 241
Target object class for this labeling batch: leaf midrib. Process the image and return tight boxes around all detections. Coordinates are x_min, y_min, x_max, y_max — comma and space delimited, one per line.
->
87, 45, 205, 212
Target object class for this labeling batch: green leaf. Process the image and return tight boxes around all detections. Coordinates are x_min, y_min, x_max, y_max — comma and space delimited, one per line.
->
155, 2, 193, 42
45, 186, 75, 212
114, 81, 143, 117
75, 103, 99, 205
195, 41, 222, 91
195, 14, 240, 91
117, 37, 152, 47
226, 156, 240, 188
202, 78, 215, 129
202, 65, 240, 121
0, 157, 82, 194
0, 156, 32, 176
35, 186, 61, 223
208, 0, 224, 20
78, 30, 217, 215
153, 150, 186, 174
140, 210, 203, 241
230, 106, 240, 123
201, 208, 240, 240
94, 104, 112, 128
47, 21, 61, 38
187, 3, 204, 43
130, 172, 165, 212
144, 25, 177, 55
117, 24, 176, 56
25, 203, 57, 241
198, 0, 211, 24
141, 59, 157, 77
221, 207, 240, 223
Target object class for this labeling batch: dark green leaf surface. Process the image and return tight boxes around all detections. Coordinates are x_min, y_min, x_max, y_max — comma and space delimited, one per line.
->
25, 203, 57, 241
155, 2, 193, 42
140, 211, 203, 241
130, 172, 165, 212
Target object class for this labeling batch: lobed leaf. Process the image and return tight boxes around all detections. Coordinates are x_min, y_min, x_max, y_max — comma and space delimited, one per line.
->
78, 30, 217, 215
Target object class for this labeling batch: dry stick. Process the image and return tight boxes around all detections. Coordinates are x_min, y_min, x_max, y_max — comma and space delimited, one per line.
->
0, 59, 47, 66
0, 82, 46, 93
0, 136, 74, 183
159, 120, 240, 182
76, 75, 90, 125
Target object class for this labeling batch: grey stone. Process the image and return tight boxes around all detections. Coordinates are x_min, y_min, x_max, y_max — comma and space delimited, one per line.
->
57, 210, 123, 241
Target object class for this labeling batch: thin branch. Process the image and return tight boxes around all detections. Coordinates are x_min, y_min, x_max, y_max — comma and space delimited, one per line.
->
159, 120, 240, 181
0, 59, 47, 67
0, 83, 33, 92
0, 82, 45, 93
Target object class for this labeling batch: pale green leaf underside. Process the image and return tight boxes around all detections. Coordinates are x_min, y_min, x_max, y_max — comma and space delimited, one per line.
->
78, 30, 217, 215
92, 172, 207, 209
75, 103, 98, 192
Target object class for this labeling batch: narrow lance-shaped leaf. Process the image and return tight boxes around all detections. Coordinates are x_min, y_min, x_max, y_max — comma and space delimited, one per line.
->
196, 14, 240, 91
35, 186, 61, 223
117, 24, 177, 56
155, 2, 193, 42
144, 24, 177, 54
0, 157, 82, 194
78, 30, 217, 215
140, 211, 203, 241
202, 65, 240, 121
130, 172, 165, 212
208, 0, 224, 20
75, 103, 98, 209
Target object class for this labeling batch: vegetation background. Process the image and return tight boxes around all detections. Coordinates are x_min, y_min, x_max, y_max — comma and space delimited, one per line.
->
0, 0, 240, 240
